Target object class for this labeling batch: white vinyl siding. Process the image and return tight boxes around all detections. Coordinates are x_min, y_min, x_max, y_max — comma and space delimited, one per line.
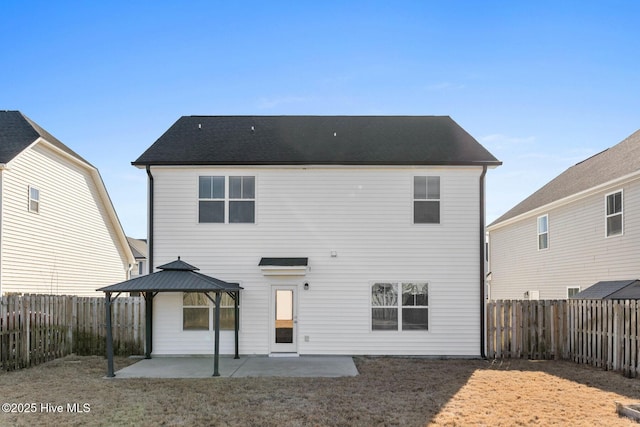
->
489, 180, 640, 300
0, 143, 129, 296
151, 166, 484, 356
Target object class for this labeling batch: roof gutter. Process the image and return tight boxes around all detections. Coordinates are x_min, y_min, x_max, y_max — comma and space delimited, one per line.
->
479, 165, 487, 359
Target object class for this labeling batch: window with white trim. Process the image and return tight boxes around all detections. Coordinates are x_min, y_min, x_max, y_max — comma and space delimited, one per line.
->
606, 190, 623, 237
371, 282, 428, 331
182, 292, 237, 331
537, 214, 548, 250
199, 176, 225, 223
229, 176, 255, 223
183, 292, 209, 330
28, 186, 40, 213
414, 176, 440, 224
198, 176, 255, 223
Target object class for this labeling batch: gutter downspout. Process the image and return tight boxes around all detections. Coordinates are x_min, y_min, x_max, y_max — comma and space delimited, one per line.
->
146, 165, 154, 272
145, 165, 154, 358
479, 165, 488, 359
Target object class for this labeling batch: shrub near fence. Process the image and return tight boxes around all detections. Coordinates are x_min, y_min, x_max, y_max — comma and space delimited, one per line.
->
486, 299, 640, 377
0, 294, 145, 371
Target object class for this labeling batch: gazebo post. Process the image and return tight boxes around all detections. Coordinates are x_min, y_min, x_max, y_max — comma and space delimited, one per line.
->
234, 291, 240, 359
144, 291, 153, 359
105, 292, 115, 378
213, 291, 221, 377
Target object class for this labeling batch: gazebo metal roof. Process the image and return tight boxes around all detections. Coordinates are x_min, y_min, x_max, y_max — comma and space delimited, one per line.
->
98, 258, 242, 378
97, 258, 242, 293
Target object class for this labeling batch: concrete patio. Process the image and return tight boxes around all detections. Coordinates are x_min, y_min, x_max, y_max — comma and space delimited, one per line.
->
112, 355, 359, 378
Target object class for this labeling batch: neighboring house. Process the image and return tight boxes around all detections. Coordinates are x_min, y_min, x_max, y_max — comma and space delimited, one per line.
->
570, 280, 640, 300
133, 115, 501, 356
127, 237, 148, 277
487, 129, 640, 300
0, 111, 135, 296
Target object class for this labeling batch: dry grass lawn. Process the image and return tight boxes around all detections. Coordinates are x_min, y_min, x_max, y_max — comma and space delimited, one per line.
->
1, 355, 640, 426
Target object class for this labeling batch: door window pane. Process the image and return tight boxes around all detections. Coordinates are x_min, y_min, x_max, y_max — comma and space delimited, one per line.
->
275, 290, 293, 343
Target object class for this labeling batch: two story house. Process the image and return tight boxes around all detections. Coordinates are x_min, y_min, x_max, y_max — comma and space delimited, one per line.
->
487, 129, 640, 300
0, 111, 135, 296
133, 115, 501, 356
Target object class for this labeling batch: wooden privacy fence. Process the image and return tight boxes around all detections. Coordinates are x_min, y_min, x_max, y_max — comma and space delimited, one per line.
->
487, 299, 640, 377
0, 294, 144, 371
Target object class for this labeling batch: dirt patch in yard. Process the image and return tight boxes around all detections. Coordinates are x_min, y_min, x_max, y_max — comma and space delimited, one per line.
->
1, 356, 640, 426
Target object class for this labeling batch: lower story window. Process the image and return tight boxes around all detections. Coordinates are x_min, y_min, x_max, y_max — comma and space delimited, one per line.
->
183, 292, 237, 331
183, 293, 209, 330
371, 282, 428, 331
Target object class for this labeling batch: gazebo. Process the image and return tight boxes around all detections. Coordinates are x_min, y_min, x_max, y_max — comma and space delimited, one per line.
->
97, 258, 242, 377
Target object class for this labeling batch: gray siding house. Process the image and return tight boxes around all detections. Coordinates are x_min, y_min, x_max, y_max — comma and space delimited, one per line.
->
487, 129, 640, 300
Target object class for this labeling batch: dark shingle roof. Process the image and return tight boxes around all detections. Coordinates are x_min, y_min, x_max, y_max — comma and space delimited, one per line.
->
97, 258, 242, 293
570, 280, 640, 299
133, 116, 501, 166
491, 129, 640, 226
0, 110, 91, 165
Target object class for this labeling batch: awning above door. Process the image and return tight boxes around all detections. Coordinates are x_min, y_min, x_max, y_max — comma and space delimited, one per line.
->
259, 257, 308, 276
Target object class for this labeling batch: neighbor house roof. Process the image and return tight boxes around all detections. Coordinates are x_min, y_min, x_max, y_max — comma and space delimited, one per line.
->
133, 116, 501, 167
490, 129, 640, 226
97, 258, 242, 293
0, 110, 90, 165
127, 237, 147, 260
570, 280, 640, 299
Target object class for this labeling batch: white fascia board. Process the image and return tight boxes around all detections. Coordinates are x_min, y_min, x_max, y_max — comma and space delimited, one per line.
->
259, 266, 308, 276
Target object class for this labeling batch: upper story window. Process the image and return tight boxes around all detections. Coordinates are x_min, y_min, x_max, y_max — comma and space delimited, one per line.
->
605, 190, 623, 237
414, 176, 440, 224
537, 214, 548, 250
199, 176, 255, 224
229, 176, 255, 223
28, 186, 40, 213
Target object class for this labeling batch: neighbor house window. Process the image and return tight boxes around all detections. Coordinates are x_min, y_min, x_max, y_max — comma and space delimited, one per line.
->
567, 287, 580, 298
371, 282, 428, 331
414, 176, 440, 224
606, 190, 623, 237
199, 176, 255, 223
28, 186, 40, 213
182, 292, 237, 331
537, 214, 549, 250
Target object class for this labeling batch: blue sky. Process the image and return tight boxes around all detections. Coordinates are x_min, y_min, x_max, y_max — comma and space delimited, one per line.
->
3, 1, 639, 238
